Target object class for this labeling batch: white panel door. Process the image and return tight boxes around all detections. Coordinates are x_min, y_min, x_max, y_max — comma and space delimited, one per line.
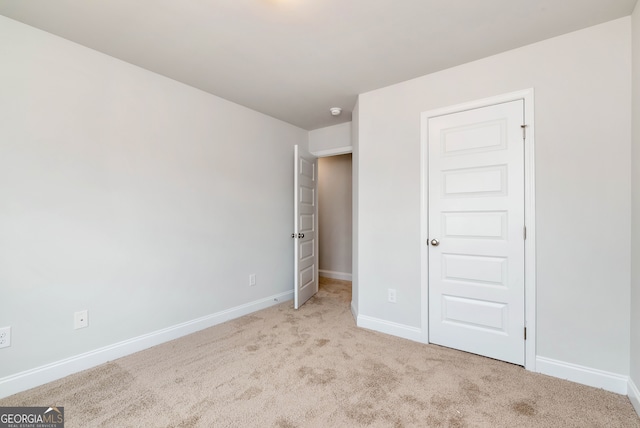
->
428, 100, 525, 365
293, 144, 318, 309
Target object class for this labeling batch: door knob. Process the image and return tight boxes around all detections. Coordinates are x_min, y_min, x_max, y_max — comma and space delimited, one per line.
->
298, 233, 304, 239
430, 239, 440, 246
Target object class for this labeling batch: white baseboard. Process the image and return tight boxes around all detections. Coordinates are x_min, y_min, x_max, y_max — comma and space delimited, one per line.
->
350, 301, 357, 321
357, 314, 422, 343
0, 290, 293, 399
629, 378, 640, 417
319, 270, 352, 281
536, 356, 628, 395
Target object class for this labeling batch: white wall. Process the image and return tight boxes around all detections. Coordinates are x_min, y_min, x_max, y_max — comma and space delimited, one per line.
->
631, 1, 640, 409
351, 101, 360, 317
309, 122, 352, 156
318, 155, 352, 279
0, 16, 306, 384
356, 18, 632, 375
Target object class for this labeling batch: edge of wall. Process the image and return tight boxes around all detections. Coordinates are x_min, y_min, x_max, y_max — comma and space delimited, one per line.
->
0, 290, 293, 399
629, 378, 640, 416
536, 356, 629, 395
357, 314, 422, 343
310, 147, 353, 157
319, 270, 352, 281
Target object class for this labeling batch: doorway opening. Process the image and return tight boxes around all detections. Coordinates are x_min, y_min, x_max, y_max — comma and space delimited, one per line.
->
293, 147, 353, 310
318, 154, 353, 283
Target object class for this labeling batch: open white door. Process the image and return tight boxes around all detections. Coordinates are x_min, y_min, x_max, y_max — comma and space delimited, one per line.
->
293, 144, 318, 309
428, 100, 525, 365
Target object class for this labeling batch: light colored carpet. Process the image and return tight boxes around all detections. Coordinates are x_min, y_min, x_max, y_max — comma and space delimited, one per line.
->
2, 277, 639, 427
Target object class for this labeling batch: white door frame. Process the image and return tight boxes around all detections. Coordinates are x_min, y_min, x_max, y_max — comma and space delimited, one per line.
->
419, 89, 536, 371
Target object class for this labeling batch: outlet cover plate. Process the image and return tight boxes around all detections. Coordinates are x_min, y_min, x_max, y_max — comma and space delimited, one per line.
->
74, 310, 88, 329
0, 326, 11, 349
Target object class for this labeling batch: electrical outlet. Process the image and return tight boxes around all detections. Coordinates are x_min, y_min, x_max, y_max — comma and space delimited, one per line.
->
0, 326, 11, 349
388, 288, 397, 303
249, 274, 256, 286
74, 310, 88, 330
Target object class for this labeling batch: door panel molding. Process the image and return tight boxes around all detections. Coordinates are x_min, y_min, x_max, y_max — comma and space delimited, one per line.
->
420, 89, 536, 370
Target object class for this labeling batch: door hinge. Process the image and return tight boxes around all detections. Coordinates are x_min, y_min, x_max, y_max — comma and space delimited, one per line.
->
524, 327, 527, 340
521, 124, 527, 140
523, 226, 527, 240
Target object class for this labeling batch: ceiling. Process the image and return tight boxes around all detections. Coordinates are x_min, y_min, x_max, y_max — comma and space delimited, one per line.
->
0, 0, 637, 130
